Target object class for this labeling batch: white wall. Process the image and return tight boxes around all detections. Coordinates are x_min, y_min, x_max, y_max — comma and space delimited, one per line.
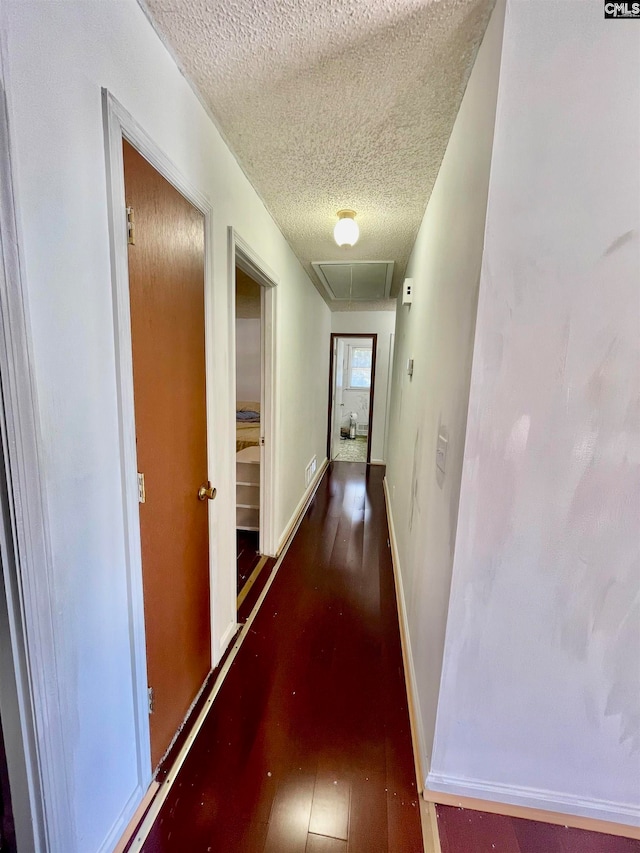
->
274, 277, 331, 542
430, 0, 640, 826
385, 0, 505, 775
341, 389, 370, 429
331, 311, 396, 463
235, 318, 260, 402
0, 1, 330, 849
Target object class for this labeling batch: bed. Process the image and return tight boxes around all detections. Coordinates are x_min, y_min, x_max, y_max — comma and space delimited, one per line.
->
236, 401, 261, 452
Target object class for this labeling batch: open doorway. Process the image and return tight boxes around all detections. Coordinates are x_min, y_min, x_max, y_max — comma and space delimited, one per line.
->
327, 334, 377, 464
234, 267, 268, 611
229, 230, 277, 618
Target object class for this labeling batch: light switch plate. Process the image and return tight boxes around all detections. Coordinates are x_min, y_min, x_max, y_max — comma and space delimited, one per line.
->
436, 432, 448, 474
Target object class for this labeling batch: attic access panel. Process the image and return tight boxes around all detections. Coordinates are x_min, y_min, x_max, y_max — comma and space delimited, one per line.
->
312, 261, 394, 302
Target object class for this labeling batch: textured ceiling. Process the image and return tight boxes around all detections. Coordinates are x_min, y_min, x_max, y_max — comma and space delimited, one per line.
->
141, 0, 494, 308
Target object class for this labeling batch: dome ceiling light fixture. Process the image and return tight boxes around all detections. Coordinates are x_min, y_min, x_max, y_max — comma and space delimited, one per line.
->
333, 209, 359, 247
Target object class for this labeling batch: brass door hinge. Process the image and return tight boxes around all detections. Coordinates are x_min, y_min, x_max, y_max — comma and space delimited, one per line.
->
126, 206, 135, 245
148, 687, 154, 714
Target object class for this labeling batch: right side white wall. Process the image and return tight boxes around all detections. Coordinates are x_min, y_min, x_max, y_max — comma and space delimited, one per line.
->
429, 0, 640, 824
385, 0, 506, 776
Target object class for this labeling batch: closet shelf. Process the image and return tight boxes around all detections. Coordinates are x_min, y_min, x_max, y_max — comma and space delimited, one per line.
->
237, 449, 260, 533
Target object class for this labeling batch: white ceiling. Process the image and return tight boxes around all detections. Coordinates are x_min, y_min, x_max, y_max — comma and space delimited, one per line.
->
141, 0, 494, 309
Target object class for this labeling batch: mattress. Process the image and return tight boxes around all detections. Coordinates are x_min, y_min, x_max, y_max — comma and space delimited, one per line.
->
236, 401, 260, 452
236, 422, 260, 452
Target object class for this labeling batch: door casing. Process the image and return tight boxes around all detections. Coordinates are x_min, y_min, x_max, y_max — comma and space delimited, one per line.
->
0, 42, 70, 851
327, 333, 378, 464
228, 228, 278, 558
103, 90, 217, 842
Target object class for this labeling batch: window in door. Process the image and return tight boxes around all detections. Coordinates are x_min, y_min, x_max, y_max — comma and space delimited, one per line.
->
346, 345, 372, 389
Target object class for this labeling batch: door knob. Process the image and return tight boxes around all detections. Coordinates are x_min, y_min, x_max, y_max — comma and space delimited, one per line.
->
198, 481, 216, 501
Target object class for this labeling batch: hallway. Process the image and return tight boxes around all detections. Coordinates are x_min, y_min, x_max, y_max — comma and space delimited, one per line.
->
138, 463, 423, 852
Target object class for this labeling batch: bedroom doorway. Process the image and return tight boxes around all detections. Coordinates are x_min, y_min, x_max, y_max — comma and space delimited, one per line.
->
228, 226, 280, 622
234, 267, 265, 609
327, 334, 377, 464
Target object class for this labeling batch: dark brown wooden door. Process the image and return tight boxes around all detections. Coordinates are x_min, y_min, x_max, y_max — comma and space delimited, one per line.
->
123, 140, 211, 770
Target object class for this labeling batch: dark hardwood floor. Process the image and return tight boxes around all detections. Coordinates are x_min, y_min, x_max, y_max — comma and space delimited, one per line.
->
141, 462, 423, 852
237, 529, 261, 594
236, 529, 276, 625
133, 462, 640, 853
436, 805, 640, 853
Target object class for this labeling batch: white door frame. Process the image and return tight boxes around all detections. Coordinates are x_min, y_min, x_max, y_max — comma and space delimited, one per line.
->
102, 90, 218, 832
0, 457, 43, 853
0, 40, 73, 851
328, 334, 377, 463
330, 336, 345, 459
228, 228, 278, 557
383, 332, 395, 463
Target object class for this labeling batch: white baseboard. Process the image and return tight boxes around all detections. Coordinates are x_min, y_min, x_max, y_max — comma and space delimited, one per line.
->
98, 783, 147, 853
276, 457, 328, 554
111, 781, 159, 853
385, 473, 639, 835
370, 458, 385, 465
383, 476, 428, 791
426, 773, 640, 832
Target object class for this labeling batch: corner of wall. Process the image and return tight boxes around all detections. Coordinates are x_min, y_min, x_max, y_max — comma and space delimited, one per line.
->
382, 0, 508, 787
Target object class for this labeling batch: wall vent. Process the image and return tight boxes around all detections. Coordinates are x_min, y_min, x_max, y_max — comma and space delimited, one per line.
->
305, 455, 317, 487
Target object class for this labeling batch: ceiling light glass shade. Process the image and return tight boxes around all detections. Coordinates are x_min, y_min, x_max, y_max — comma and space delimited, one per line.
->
334, 210, 359, 247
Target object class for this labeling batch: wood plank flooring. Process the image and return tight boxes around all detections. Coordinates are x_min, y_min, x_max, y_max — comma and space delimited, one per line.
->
236, 530, 261, 594
136, 462, 638, 853
237, 530, 275, 624
141, 462, 423, 852
436, 805, 640, 853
